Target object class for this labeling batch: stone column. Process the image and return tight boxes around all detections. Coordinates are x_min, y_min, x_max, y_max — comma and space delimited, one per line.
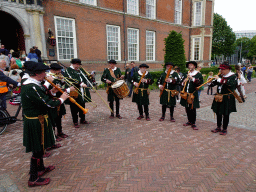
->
39, 11, 47, 59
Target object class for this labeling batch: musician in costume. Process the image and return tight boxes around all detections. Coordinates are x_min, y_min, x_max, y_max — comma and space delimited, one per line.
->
21, 62, 69, 187
64, 58, 91, 128
180, 61, 203, 130
158, 62, 180, 122
210, 62, 238, 135
132, 64, 153, 121
45, 63, 70, 140
101, 60, 124, 119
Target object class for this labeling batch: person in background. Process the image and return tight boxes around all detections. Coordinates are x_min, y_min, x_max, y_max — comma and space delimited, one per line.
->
124, 63, 131, 88
128, 61, 139, 97
33, 46, 42, 62
246, 64, 253, 83
174, 66, 184, 102
10, 52, 23, 69
27, 48, 38, 62
0, 45, 9, 56
197, 66, 204, 102
207, 72, 213, 95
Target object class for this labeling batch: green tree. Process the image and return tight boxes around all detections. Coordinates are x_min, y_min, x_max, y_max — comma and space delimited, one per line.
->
164, 30, 186, 72
248, 35, 256, 62
235, 37, 251, 62
212, 13, 236, 60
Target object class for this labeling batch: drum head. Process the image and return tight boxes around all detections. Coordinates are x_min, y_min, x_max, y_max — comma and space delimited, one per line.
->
111, 80, 124, 88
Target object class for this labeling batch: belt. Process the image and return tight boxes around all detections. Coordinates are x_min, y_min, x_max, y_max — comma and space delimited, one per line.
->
138, 88, 148, 97
25, 114, 49, 152
165, 89, 173, 103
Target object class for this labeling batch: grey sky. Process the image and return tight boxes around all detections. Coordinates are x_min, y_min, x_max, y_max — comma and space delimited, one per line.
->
214, 0, 256, 31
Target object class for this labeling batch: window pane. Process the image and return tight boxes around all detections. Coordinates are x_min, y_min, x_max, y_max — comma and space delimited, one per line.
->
193, 38, 200, 61
107, 25, 120, 61
79, 0, 96, 6
128, 28, 139, 61
127, 0, 139, 15
146, 0, 155, 19
146, 31, 155, 61
175, 0, 182, 24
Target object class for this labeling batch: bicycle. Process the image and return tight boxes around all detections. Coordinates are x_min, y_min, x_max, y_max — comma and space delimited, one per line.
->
0, 94, 23, 135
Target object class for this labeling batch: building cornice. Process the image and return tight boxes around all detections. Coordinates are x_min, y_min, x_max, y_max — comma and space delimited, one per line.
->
53, 0, 215, 29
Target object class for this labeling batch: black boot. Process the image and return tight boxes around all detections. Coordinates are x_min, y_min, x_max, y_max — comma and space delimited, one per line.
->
29, 157, 39, 182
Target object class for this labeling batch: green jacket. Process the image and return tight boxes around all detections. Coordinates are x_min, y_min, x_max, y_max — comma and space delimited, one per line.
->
180, 70, 203, 109
21, 78, 61, 153
101, 67, 122, 102
158, 70, 180, 107
131, 71, 153, 105
211, 72, 237, 115
64, 66, 91, 105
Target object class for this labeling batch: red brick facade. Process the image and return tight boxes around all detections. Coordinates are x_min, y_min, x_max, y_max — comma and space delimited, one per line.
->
43, 0, 214, 71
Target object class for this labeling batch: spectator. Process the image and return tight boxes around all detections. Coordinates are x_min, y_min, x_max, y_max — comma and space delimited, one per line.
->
27, 48, 38, 62
246, 64, 254, 83
207, 72, 213, 95
124, 63, 131, 86
10, 52, 22, 69
0, 52, 10, 70
0, 45, 9, 56
197, 66, 204, 102
174, 66, 184, 102
241, 64, 246, 77
9, 64, 22, 78
33, 46, 42, 62
128, 61, 139, 97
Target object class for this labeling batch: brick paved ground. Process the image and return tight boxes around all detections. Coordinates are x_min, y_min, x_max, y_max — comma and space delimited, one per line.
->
0, 80, 256, 192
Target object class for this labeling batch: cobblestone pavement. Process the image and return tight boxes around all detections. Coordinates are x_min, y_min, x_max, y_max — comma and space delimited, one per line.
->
0, 79, 256, 192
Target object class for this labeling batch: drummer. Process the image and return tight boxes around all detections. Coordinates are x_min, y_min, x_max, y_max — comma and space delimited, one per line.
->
131, 64, 153, 121
101, 60, 124, 119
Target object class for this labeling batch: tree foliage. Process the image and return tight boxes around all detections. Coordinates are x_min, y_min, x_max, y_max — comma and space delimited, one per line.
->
212, 13, 236, 58
248, 36, 256, 61
235, 37, 251, 61
164, 30, 186, 72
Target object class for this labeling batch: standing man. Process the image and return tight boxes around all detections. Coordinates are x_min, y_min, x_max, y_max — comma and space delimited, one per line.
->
158, 62, 180, 122
0, 60, 20, 110
128, 61, 139, 97
246, 64, 253, 83
64, 58, 91, 128
210, 61, 237, 135
33, 46, 42, 62
21, 62, 69, 186
132, 64, 153, 121
101, 60, 124, 119
124, 63, 131, 87
180, 61, 203, 130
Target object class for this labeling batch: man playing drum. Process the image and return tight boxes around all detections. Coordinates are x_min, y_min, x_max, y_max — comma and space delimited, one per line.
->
131, 64, 153, 121
101, 60, 124, 119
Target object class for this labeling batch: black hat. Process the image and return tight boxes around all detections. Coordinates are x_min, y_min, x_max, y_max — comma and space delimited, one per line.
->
28, 62, 49, 74
71, 58, 82, 65
186, 61, 197, 68
139, 63, 149, 68
50, 63, 63, 70
165, 62, 174, 67
108, 60, 117, 64
24, 61, 37, 73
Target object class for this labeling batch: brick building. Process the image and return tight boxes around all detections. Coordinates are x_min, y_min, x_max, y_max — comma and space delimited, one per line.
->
0, 0, 214, 71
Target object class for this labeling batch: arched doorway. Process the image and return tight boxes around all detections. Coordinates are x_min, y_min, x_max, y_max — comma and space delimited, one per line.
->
0, 11, 25, 53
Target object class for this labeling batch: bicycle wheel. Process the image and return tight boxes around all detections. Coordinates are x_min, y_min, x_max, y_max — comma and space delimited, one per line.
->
0, 109, 9, 135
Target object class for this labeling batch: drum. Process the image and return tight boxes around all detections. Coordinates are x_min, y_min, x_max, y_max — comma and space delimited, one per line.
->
111, 80, 130, 99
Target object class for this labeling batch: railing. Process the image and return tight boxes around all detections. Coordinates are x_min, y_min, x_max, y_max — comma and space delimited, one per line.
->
2, 0, 43, 6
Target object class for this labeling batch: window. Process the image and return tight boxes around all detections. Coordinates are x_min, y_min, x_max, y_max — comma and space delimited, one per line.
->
192, 37, 201, 61
79, 0, 97, 6
127, 0, 139, 15
128, 28, 139, 61
194, 1, 202, 26
106, 25, 121, 61
146, 31, 155, 61
54, 16, 77, 60
174, 0, 182, 24
146, 0, 156, 19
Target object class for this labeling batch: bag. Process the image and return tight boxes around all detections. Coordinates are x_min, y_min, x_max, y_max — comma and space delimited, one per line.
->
171, 90, 179, 97
214, 94, 223, 102
187, 93, 195, 104
180, 91, 188, 100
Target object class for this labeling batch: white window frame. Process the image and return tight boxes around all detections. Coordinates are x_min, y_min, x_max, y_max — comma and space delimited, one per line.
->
127, 0, 139, 15
128, 28, 139, 61
194, 1, 203, 26
192, 37, 201, 61
54, 16, 77, 61
174, 0, 182, 24
106, 25, 121, 61
146, 0, 156, 19
79, 0, 97, 6
146, 30, 155, 61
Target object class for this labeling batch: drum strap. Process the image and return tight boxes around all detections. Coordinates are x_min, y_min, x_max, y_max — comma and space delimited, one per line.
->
108, 68, 117, 80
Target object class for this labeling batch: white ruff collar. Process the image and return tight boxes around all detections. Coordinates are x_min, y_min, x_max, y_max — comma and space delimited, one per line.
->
22, 73, 30, 79
165, 69, 175, 74
188, 70, 198, 76
223, 71, 235, 78
23, 77, 42, 86
138, 70, 148, 76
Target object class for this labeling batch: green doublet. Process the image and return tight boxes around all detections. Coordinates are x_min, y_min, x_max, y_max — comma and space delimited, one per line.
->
211, 74, 237, 115
21, 81, 61, 153
48, 78, 66, 127
180, 71, 203, 108
101, 67, 122, 102
64, 67, 91, 105
158, 71, 180, 107
132, 72, 153, 105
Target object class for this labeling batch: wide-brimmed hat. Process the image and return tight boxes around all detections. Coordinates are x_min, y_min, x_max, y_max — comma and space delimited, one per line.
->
218, 63, 232, 70
108, 60, 117, 64
24, 61, 37, 73
139, 63, 149, 68
50, 63, 63, 70
186, 61, 197, 68
165, 62, 174, 67
27, 62, 49, 74
71, 58, 82, 65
